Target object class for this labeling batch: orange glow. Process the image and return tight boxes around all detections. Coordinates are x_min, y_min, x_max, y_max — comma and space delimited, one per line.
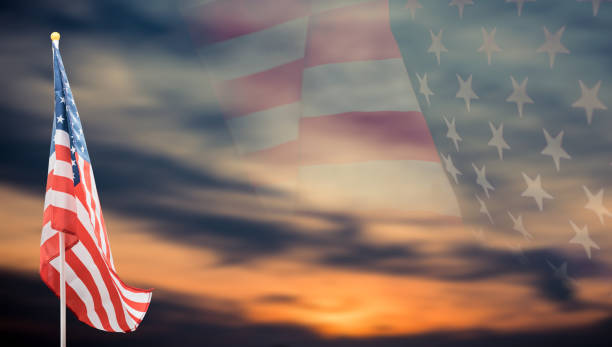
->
1, 184, 610, 338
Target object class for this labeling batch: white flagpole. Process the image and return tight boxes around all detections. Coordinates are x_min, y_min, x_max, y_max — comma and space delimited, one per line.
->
59, 231, 66, 347
51, 31, 66, 347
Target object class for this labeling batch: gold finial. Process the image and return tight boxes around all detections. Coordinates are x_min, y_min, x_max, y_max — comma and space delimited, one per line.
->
50, 32, 60, 41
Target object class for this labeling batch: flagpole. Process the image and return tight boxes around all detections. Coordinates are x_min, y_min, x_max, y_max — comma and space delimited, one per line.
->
59, 231, 66, 347
51, 31, 66, 347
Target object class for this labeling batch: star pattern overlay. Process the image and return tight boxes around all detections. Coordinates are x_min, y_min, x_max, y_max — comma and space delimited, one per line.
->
396, 0, 612, 305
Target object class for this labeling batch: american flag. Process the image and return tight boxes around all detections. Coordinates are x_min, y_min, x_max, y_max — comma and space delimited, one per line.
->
40, 37, 152, 332
183, 0, 611, 303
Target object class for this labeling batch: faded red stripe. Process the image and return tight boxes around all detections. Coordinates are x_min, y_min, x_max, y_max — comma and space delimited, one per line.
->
214, 59, 303, 118
299, 111, 439, 166
305, 0, 401, 67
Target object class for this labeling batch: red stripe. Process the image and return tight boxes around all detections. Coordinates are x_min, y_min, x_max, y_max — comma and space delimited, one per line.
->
44, 204, 79, 237
47, 173, 74, 194
214, 59, 304, 118
54, 145, 72, 162
305, 0, 401, 67
184, 0, 310, 46
66, 249, 114, 331
40, 232, 60, 266
299, 111, 439, 166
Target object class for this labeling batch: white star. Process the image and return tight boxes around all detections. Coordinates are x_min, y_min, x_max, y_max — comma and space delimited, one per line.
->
59, 96, 65, 104
70, 146, 76, 154
456, 74, 478, 112
443, 116, 462, 151
571, 80, 607, 124
569, 220, 600, 259
476, 194, 494, 224
80, 146, 85, 152
583, 186, 612, 224
507, 211, 533, 240
521, 172, 553, 211
405, 0, 423, 19
449, 0, 474, 19
71, 159, 76, 166
477, 27, 502, 65
506, 76, 533, 118
56, 115, 65, 124
428, 29, 448, 65
546, 260, 576, 286
506, 0, 536, 16
472, 163, 494, 198
541, 129, 571, 171
441, 152, 462, 184
487, 122, 510, 160
577, 0, 608, 16
536, 26, 570, 69
416, 73, 434, 106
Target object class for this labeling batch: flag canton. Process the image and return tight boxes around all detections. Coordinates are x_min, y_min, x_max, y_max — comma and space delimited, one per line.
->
51, 44, 91, 185
390, 1, 611, 275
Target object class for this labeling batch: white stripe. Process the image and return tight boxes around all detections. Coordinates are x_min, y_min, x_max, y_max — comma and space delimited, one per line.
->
199, 17, 308, 81
41, 222, 59, 246
125, 303, 145, 320
53, 160, 74, 180
49, 255, 105, 330
226, 102, 300, 154
109, 271, 151, 304
54, 130, 71, 148
302, 58, 420, 118
71, 242, 123, 332
48, 152, 56, 174
44, 189, 76, 212
299, 160, 461, 216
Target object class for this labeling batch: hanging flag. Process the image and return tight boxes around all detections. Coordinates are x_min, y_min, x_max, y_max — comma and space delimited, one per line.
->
40, 33, 152, 332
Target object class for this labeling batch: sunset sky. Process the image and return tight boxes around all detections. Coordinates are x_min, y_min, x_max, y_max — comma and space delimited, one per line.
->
1, 1, 612, 346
